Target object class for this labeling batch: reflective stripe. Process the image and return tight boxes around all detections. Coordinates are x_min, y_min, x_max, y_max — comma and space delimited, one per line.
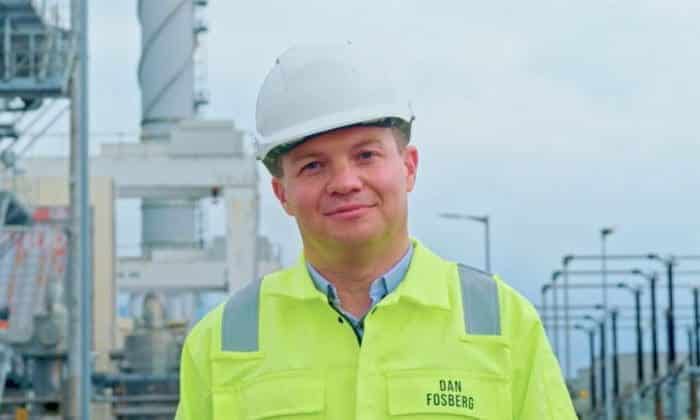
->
221, 279, 262, 352
458, 264, 501, 335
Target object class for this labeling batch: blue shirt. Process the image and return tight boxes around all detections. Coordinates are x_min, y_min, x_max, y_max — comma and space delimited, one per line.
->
307, 244, 414, 339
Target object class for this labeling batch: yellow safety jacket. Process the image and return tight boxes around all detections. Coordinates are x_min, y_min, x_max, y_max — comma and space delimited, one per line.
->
176, 240, 576, 419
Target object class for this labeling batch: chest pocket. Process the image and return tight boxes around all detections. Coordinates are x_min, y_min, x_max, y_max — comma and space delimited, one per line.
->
386, 369, 511, 419
236, 371, 325, 420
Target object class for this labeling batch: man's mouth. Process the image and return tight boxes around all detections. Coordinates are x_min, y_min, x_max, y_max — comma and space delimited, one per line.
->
324, 204, 375, 216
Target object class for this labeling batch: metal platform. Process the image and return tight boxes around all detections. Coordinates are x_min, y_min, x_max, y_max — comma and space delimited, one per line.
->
0, 0, 73, 103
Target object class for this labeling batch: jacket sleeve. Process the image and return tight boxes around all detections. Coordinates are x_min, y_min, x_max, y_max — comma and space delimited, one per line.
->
505, 286, 578, 419
176, 327, 214, 420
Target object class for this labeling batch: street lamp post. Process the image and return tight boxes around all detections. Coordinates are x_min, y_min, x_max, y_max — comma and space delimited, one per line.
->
573, 324, 597, 413
615, 283, 644, 387
692, 287, 700, 420
588, 327, 597, 411
559, 253, 677, 419
438, 213, 491, 272
634, 287, 644, 387
601, 226, 615, 420
611, 308, 619, 391
694, 288, 700, 366
547, 280, 644, 397
599, 315, 608, 413
548, 268, 644, 378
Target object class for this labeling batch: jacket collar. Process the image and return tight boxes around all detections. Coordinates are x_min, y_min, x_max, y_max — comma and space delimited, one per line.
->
264, 239, 451, 311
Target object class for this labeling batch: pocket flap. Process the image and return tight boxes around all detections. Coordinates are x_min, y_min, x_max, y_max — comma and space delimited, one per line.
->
240, 371, 324, 419
387, 369, 508, 419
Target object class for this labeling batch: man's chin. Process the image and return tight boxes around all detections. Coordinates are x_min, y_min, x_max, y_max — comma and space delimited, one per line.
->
325, 227, 386, 246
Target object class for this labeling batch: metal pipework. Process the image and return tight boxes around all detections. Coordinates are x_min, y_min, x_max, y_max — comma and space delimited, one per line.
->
544, 268, 650, 380
561, 254, 675, 370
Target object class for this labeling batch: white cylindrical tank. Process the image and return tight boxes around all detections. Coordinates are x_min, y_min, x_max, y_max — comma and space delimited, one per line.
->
137, 1, 200, 254
138, 0, 195, 140
141, 199, 198, 252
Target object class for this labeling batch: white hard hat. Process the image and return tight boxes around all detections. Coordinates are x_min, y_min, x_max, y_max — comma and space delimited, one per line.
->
255, 43, 414, 164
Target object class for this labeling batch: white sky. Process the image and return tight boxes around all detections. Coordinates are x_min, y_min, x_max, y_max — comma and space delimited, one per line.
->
22, 1, 700, 378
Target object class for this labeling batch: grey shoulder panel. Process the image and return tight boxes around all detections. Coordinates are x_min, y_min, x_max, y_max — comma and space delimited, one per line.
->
458, 264, 501, 335
221, 278, 263, 352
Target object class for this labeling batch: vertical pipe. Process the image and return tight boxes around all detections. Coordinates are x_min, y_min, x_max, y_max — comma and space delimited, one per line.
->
667, 259, 676, 367
687, 327, 694, 366
612, 310, 619, 401
29, 34, 35, 78
542, 285, 548, 341
670, 375, 679, 420
67, 3, 81, 418
692, 288, 700, 420
484, 216, 490, 273
4, 16, 10, 80
67, 0, 91, 418
79, 0, 91, 417
602, 234, 611, 420
600, 320, 607, 409
653, 277, 663, 420
590, 329, 597, 411
651, 274, 659, 379
554, 275, 559, 361
694, 288, 699, 365
691, 378, 698, 420
685, 325, 695, 366
564, 269, 571, 379
635, 289, 644, 387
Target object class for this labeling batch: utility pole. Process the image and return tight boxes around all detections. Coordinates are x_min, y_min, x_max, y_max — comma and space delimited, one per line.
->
66, 0, 91, 418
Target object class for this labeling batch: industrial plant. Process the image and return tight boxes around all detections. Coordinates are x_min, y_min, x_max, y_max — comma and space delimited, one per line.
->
1, 1, 699, 420
0, 0, 279, 418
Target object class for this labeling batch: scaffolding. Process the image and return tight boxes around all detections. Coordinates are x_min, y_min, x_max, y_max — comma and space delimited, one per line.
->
0, 0, 74, 173
0, 0, 73, 100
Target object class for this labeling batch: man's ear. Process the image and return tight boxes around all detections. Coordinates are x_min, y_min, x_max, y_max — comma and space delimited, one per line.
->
403, 145, 419, 192
271, 176, 293, 215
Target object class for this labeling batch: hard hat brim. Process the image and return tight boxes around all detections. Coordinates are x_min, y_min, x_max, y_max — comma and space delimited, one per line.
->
256, 102, 413, 161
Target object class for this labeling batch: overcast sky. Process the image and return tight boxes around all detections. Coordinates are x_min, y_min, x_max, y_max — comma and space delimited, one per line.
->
26, 1, 700, 377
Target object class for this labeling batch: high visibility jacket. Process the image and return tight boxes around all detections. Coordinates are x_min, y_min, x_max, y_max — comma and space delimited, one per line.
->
176, 240, 576, 419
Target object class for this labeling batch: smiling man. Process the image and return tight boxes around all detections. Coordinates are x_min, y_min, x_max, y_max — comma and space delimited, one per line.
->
176, 44, 576, 419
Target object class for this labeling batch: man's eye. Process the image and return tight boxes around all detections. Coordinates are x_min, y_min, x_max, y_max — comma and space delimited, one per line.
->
301, 161, 321, 172
358, 151, 376, 160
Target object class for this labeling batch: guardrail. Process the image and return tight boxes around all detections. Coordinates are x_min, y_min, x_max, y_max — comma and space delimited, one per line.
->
30, 0, 71, 30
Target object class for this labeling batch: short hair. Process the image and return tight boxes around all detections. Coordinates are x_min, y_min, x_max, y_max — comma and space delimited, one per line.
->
264, 117, 412, 177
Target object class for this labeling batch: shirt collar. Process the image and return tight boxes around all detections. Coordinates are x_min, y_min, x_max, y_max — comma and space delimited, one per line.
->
306, 244, 414, 304
265, 239, 451, 310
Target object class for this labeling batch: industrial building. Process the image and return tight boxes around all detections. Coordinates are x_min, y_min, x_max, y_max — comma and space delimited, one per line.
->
0, 0, 280, 418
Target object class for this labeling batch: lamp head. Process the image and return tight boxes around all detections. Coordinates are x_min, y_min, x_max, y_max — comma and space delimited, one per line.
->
601, 226, 615, 237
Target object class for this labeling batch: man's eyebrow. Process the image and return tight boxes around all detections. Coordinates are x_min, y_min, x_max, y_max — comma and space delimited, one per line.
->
351, 139, 384, 149
288, 151, 323, 165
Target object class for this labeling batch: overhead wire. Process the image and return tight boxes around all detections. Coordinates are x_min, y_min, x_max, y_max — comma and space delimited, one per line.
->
15, 99, 58, 137
16, 104, 70, 159
0, 100, 58, 154
0, 102, 71, 174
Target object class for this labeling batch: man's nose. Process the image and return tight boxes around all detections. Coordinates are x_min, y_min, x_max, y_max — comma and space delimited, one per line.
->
326, 163, 362, 195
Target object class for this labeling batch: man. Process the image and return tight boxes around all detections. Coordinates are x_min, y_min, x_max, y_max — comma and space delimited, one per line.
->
176, 44, 576, 419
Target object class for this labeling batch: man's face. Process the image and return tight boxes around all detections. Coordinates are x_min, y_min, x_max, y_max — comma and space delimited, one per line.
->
271, 125, 418, 249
